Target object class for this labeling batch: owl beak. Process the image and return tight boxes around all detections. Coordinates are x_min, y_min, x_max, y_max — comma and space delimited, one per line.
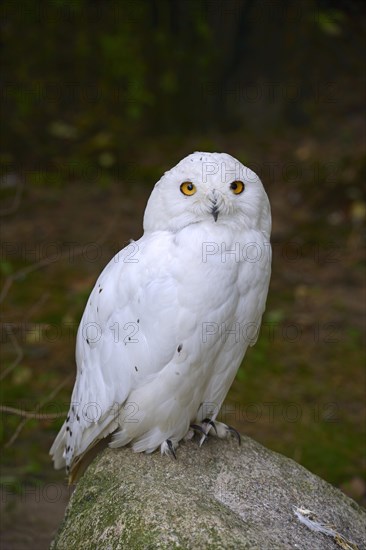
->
211, 205, 219, 222
208, 190, 220, 221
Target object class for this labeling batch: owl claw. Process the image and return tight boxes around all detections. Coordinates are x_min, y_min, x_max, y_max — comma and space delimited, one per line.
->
161, 438, 177, 459
190, 423, 207, 436
202, 418, 218, 434
166, 439, 177, 460
195, 419, 241, 446
227, 426, 241, 446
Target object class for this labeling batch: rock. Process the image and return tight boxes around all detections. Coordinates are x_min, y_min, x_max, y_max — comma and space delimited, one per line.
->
51, 436, 366, 549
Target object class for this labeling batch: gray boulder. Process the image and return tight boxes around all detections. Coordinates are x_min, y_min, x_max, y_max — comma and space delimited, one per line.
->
52, 435, 365, 549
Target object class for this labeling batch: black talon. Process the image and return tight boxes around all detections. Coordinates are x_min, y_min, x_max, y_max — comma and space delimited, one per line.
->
166, 439, 177, 459
227, 426, 241, 446
202, 418, 218, 435
190, 424, 207, 436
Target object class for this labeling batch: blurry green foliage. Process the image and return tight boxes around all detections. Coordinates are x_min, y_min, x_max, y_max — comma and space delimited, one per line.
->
1, 0, 364, 174
1, 0, 214, 171
316, 9, 344, 35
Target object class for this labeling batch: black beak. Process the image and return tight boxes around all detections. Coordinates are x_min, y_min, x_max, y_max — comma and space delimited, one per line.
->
211, 205, 219, 222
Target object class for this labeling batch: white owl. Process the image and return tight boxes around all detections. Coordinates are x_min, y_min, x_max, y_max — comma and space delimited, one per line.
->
50, 152, 271, 481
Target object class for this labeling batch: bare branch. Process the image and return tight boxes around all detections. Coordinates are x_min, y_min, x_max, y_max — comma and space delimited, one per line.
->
0, 324, 23, 381
0, 405, 67, 419
0, 216, 117, 305
4, 374, 72, 448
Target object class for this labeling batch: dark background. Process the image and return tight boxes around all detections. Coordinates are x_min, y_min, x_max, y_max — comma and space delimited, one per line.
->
1, 1, 365, 547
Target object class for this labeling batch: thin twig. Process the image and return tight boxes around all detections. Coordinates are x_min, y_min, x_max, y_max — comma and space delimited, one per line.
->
0, 405, 67, 419
24, 292, 49, 322
4, 374, 72, 448
0, 325, 23, 381
0, 295, 50, 381
0, 216, 117, 305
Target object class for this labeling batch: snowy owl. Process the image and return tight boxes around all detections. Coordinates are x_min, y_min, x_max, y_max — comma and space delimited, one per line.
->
50, 152, 271, 481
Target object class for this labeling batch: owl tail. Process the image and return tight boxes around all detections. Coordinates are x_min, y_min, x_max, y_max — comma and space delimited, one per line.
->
49, 422, 67, 470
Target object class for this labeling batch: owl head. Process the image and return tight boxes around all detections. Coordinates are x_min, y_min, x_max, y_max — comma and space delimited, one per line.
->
143, 152, 271, 237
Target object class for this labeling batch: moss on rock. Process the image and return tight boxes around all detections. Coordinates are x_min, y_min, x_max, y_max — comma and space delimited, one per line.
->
51, 436, 365, 549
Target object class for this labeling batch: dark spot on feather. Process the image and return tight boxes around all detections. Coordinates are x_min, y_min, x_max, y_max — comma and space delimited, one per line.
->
177, 344, 183, 353
70, 431, 73, 437
137, 319, 139, 323
99, 288, 103, 293
97, 307, 99, 312
67, 446, 70, 452
128, 337, 131, 341
135, 366, 138, 372
72, 406, 75, 413
66, 426, 70, 432
67, 415, 70, 422
86, 338, 90, 345
77, 414, 80, 422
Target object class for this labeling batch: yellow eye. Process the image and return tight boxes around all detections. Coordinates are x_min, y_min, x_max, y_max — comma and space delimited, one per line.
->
180, 181, 196, 196
230, 181, 245, 195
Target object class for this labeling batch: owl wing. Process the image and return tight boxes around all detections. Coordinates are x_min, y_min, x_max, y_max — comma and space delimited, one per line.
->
50, 235, 180, 475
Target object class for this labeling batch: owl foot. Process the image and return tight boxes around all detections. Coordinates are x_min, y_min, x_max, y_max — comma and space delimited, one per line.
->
198, 420, 241, 446
161, 438, 177, 459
